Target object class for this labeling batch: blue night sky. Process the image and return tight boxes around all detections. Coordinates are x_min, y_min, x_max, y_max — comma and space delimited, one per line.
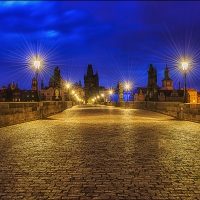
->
0, 1, 200, 91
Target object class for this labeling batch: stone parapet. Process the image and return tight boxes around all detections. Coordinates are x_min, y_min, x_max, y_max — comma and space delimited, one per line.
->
116, 101, 200, 123
0, 101, 73, 127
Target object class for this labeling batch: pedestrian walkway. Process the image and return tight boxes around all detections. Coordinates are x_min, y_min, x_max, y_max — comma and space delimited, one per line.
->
0, 106, 200, 199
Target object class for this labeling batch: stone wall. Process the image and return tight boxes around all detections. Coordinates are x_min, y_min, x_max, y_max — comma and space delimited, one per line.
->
115, 101, 200, 123
0, 101, 73, 127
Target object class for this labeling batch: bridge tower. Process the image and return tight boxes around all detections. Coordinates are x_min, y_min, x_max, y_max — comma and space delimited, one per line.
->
84, 64, 99, 103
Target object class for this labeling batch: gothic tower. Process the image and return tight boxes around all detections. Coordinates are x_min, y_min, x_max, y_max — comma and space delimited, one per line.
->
146, 63, 159, 101
161, 64, 173, 90
84, 64, 99, 103
31, 78, 38, 91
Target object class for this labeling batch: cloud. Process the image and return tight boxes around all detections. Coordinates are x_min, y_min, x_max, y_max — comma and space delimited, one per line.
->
1, 1, 200, 90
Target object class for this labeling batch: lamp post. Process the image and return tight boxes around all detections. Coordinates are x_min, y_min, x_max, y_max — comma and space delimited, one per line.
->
182, 61, 188, 103
34, 58, 40, 101
101, 93, 105, 103
66, 82, 71, 101
125, 83, 130, 102
109, 89, 113, 102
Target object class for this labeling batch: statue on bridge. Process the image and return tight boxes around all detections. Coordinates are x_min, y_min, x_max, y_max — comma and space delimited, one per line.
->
118, 81, 124, 102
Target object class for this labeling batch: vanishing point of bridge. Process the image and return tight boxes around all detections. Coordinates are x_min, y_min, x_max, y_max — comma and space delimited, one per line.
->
0, 105, 200, 199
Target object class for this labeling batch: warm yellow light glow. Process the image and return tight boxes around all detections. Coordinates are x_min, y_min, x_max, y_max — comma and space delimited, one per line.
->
71, 90, 75, 94
66, 82, 71, 89
125, 83, 130, 90
182, 62, 188, 71
34, 60, 40, 69
109, 90, 113, 95
101, 93, 104, 97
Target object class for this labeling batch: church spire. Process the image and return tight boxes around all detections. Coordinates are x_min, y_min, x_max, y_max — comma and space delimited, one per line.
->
87, 64, 94, 77
161, 63, 173, 90
164, 63, 170, 80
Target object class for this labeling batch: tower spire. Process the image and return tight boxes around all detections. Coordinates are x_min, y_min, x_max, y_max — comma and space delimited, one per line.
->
87, 64, 94, 77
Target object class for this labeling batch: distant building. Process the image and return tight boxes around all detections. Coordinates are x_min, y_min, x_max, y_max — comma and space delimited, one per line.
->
0, 82, 38, 102
99, 86, 107, 102
158, 89, 184, 102
72, 81, 85, 103
40, 66, 65, 101
84, 64, 99, 103
158, 66, 184, 102
31, 77, 39, 101
197, 92, 200, 103
21, 90, 38, 102
40, 87, 54, 101
133, 93, 138, 101
157, 66, 199, 103
138, 89, 145, 101
160, 64, 173, 90
187, 88, 198, 103
0, 86, 7, 102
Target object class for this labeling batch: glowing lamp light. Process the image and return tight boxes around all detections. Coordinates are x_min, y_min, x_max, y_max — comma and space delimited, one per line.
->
66, 82, 71, 89
34, 60, 40, 69
182, 62, 188, 71
125, 83, 130, 90
182, 60, 188, 103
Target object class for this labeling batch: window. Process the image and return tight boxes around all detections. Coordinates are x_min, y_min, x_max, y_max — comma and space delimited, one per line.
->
47, 93, 50, 95
167, 81, 171, 86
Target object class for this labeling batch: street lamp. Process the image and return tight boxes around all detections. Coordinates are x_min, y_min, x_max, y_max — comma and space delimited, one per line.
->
182, 61, 188, 103
34, 57, 40, 101
109, 89, 113, 102
125, 83, 130, 102
65, 82, 71, 101
101, 93, 105, 102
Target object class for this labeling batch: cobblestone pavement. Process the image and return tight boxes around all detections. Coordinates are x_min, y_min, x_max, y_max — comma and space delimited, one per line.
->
0, 105, 200, 200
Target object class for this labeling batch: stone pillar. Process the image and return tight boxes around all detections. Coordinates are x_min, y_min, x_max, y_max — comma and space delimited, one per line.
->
39, 102, 44, 119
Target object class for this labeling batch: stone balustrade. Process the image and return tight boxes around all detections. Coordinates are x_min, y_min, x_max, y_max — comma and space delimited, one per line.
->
0, 101, 73, 127
114, 101, 200, 123
1, 101, 200, 127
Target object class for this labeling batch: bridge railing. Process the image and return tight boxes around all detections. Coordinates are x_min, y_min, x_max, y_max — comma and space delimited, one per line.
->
109, 101, 200, 123
0, 101, 73, 127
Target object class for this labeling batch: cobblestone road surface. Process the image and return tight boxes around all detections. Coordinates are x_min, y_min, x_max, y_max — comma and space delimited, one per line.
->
0, 105, 200, 200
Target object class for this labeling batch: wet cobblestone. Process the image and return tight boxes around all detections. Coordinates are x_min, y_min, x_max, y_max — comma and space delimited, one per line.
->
0, 105, 200, 199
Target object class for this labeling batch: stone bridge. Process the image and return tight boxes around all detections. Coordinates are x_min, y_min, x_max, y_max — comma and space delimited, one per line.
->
0, 105, 200, 199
